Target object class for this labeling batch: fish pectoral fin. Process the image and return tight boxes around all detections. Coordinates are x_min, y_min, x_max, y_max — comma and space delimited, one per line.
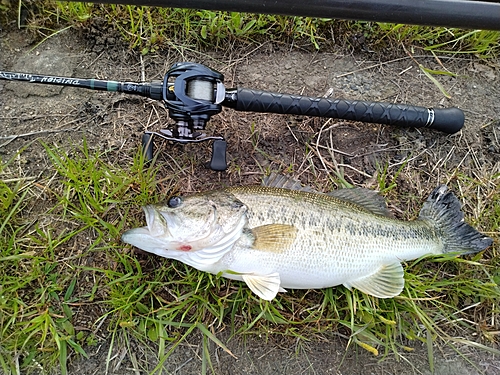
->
251, 224, 297, 253
344, 262, 404, 298
242, 273, 282, 301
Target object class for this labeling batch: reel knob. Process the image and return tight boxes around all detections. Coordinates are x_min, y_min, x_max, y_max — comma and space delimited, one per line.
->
208, 139, 227, 171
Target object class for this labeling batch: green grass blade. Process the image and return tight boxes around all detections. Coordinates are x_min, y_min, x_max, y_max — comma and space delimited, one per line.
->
196, 322, 237, 359
419, 64, 452, 99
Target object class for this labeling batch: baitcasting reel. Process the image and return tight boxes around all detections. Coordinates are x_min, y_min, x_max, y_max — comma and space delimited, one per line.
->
139, 62, 229, 171
0, 62, 465, 171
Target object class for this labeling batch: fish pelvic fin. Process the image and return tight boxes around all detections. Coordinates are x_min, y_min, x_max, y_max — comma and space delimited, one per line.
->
344, 262, 404, 298
419, 185, 493, 255
242, 273, 283, 301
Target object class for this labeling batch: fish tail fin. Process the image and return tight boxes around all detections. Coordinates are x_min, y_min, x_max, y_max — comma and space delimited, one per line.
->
418, 185, 492, 255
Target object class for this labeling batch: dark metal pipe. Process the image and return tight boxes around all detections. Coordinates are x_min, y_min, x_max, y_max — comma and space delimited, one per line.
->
77, 0, 500, 30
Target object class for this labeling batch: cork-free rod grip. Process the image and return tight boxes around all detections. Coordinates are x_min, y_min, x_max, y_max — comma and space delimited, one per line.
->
235, 88, 464, 134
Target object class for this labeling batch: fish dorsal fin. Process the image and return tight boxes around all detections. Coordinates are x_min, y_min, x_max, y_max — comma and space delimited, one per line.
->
263, 173, 316, 192
344, 262, 404, 298
328, 188, 392, 217
263, 173, 391, 217
242, 273, 283, 301
262, 172, 392, 217
251, 224, 298, 253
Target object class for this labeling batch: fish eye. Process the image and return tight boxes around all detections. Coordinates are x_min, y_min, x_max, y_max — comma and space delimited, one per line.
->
167, 196, 182, 208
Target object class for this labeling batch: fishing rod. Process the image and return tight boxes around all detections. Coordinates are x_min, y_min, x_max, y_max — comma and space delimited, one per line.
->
0, 62, 465, 170
75, 0, 500, 31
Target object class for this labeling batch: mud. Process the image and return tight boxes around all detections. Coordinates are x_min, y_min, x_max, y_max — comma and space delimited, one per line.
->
1, 19, 499, 375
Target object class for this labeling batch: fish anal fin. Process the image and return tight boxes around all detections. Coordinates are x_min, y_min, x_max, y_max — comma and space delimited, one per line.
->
329, 188, 392, 217
251, 224, 297, 253
242, 273, 282, 301
344, 262, 404, 298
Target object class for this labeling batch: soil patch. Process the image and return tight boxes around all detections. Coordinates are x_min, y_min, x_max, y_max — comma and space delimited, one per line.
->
1, 21, 499, 375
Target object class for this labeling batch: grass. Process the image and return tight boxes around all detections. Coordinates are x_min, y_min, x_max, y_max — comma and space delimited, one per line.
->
7, 1, 498, 55
0, 139, 498, 374
1, 1, 499, 374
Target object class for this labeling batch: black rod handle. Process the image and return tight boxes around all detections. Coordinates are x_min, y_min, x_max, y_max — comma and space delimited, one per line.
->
232, 88, 464, 134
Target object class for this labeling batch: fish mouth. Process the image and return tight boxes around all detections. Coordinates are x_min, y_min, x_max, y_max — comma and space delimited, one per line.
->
143, 205, 171, 237
121, 205, 173, 254
122, 204, 222, 254
121, 225, 171, 254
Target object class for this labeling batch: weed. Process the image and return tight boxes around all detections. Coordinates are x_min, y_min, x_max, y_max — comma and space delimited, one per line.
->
375, 158, 409, 195
23, 1, 498, 55
55, 1, 93, 22
376, 23, 500, 57
2, 3, 499, 374
0, 134, 498, 373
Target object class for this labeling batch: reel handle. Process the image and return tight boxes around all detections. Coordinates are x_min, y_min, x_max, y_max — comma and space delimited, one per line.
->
230, 88, 464, 134
141, 132, 227, 171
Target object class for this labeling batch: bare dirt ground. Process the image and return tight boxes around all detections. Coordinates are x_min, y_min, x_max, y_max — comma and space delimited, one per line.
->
1, 20, 499, 375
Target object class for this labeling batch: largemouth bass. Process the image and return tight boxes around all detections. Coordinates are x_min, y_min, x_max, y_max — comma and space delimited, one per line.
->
122, 176, 492, 300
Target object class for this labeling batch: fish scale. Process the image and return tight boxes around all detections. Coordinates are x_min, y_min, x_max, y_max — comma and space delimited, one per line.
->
122, 179, 492, 301
218, 186, 440, 290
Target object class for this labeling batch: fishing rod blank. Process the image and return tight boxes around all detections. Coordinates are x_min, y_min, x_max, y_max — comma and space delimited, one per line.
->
0, 71, 164, 99
76, 0, 500, 31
